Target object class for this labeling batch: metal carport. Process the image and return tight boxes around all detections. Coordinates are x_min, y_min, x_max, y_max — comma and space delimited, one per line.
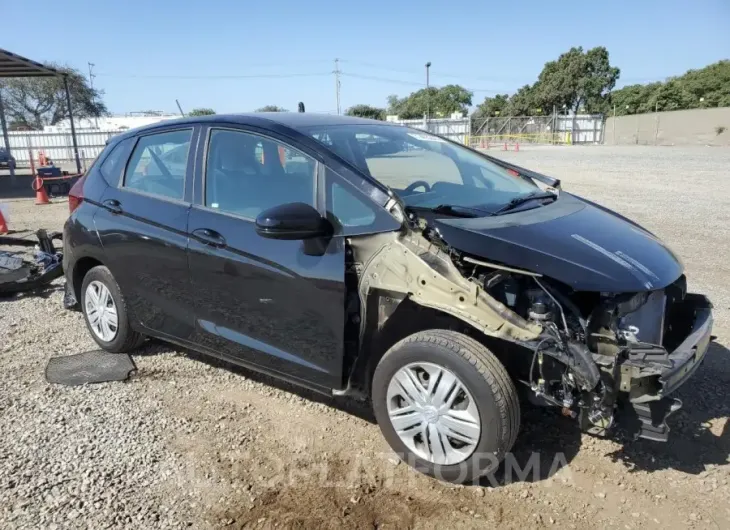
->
0, 48, 82, 182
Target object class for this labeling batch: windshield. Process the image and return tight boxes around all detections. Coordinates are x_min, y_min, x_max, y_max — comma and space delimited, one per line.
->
305, 123, 539, 214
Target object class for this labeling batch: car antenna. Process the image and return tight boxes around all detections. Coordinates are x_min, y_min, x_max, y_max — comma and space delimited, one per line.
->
298, 102, 305, 113
175, 99, 186, 117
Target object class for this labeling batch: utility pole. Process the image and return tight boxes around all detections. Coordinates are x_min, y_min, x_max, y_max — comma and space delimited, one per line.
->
334, 58, 341, 115
613, 104, 616, 145
0, 88, 15, 180
88, 62, 99, 129
425, 62, 431, 126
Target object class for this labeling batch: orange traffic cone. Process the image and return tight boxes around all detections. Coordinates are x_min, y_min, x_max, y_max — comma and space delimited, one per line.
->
0, 208, 8, 234
515, 142, 520, 152
33, 176, 50, 205
503, 142, 508, 151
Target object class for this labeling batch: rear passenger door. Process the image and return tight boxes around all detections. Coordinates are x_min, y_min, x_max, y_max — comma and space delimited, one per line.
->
187, 126, 347, 390
94, 127, 199, 340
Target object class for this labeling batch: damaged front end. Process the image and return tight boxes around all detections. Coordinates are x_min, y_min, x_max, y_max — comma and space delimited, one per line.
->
507, 271, 713, 442
347, 205, 713, 443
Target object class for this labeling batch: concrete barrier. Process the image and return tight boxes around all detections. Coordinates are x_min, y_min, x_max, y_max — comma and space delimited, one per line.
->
604, 107, 730, 146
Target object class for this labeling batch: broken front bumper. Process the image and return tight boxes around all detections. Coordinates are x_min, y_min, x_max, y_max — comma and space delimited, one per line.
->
618, 293, 714, 441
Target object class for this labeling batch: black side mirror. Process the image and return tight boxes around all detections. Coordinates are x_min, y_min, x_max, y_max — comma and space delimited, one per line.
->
255, 202, 332, 240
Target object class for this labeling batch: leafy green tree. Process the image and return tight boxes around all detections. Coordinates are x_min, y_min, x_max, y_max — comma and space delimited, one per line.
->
256, 105, 288, 112
473, 94, 509, 118
533, 46, 619, 115
0, 64, 107, 129
188, 108, 215, 116
610, 60, 730, 114
503, 85, 538, 116
387, 85, 473, 119
345, 104, 386, 120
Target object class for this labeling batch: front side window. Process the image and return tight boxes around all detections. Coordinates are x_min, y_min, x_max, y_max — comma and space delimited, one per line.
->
205, 129, 316, 219
124, 130, 191, 200
305, 124, 539, 216
324, 168, 378, 234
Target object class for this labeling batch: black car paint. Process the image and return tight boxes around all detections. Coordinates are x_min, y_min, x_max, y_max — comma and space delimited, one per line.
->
187, 204, 347, 389
65, 113, 686, 394
93, 127, 199, 340
434, 192, 683, 293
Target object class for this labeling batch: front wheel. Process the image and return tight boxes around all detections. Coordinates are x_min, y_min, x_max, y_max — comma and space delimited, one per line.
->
80, 265, 145, 353
372, 330, 519, 483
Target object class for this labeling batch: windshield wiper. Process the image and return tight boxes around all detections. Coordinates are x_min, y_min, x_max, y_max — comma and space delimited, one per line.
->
407, 204, 487, 218
429, 204, 490, 218
491, 191, 558, 215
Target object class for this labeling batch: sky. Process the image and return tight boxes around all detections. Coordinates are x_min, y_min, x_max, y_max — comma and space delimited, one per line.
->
3, 0, 729, 115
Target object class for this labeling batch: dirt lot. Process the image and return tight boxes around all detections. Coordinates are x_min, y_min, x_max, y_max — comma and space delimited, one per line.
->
1, 145, 729, 529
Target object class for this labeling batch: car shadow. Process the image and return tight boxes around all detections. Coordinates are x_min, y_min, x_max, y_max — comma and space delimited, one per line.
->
135, 339, 377, 423
133, 338, 729, 486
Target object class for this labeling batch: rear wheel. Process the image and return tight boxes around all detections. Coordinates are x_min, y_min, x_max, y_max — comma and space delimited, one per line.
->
372, 329, 519, 483
80, 265, 144, 353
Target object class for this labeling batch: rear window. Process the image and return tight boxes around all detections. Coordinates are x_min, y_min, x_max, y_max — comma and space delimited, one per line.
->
99, 138, 135, 187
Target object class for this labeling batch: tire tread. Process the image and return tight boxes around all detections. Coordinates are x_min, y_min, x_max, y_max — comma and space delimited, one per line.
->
385, 329, 520, 462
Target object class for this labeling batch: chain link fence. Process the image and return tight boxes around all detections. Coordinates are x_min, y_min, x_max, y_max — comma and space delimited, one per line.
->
468, 115, 604, 148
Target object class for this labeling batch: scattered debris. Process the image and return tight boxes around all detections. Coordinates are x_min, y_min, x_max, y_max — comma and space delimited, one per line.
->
0, 229, 63, 296
45, 350, 136, 386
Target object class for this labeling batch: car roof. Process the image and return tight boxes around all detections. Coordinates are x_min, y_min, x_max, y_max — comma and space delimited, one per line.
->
119, 112, 386, 139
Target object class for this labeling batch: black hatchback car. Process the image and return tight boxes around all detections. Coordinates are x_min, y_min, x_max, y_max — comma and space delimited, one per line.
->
64, 113, 713, 483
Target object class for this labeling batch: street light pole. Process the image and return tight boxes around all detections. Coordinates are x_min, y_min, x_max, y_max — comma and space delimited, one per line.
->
425, 62, 431, 125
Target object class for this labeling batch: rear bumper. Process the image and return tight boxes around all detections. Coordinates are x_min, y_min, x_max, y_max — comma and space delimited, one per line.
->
618, 293, 714, 441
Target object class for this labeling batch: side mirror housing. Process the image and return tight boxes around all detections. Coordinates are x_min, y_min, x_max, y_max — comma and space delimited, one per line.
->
255, 202, 332, 240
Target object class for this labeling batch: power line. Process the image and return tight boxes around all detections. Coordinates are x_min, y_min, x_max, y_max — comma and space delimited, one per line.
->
95, 72, 331, 80
340, 72, 504, 94
94, 66, 506, 94
339, 59, 528, 84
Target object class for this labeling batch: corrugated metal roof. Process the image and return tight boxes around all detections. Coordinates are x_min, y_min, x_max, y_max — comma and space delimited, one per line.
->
0, 48, 58, 78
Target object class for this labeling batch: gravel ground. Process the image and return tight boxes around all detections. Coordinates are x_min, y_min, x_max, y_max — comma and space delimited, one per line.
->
1, 145, 729, 529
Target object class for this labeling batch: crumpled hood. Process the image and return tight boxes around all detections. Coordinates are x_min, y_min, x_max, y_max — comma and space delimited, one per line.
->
434, 193, 683, 292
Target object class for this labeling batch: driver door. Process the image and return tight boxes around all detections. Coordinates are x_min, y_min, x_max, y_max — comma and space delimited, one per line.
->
187, 126, 347, 390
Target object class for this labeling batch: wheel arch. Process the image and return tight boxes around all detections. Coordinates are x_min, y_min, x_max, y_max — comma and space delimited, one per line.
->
72, 256, 104, 303
349, 293, 528, 397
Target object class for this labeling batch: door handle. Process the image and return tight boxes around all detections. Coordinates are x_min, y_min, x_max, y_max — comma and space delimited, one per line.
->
192, 228, 226, 248
102, 199, 122, 214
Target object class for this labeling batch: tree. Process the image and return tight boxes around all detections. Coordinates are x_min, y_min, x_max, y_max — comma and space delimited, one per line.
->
256, 105, 288, 112
503, 85, 538, 116
533, 46, 620, 115
346, 104, 386, 120
610, 60, 730, 115
473, 94, 509, 119
0, 64, 107, 129
188, 108, 215, 116
387, 85, 473, 119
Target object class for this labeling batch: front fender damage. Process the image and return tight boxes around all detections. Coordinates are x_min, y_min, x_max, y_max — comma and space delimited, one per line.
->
354, 231, 542, 342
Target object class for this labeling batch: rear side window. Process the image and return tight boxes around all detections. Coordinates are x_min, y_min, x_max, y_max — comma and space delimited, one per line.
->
124, 130, 192, 200
99, 137, 135, 187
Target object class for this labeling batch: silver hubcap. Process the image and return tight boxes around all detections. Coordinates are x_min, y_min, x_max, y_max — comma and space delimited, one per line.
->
386, 362, 481, 465
84, 281, 118, 342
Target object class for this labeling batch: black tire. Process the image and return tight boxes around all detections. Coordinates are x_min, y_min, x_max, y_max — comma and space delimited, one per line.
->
372, 329, 519, 484
80, 265, 145, 353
